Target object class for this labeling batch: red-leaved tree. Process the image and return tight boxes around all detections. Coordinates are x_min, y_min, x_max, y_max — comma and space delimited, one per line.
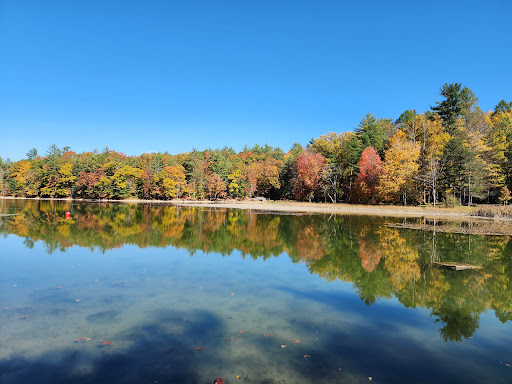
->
293, 150, 326, 201
350, 147, 383, 204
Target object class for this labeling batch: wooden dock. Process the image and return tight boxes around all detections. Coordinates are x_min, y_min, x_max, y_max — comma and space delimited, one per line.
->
433, 262, 483, 271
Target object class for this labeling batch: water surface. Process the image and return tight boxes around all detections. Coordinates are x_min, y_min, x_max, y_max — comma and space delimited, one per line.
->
1, 199, 512, 383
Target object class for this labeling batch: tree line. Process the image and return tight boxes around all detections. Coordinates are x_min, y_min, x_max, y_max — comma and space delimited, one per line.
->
1, 83, 511, 205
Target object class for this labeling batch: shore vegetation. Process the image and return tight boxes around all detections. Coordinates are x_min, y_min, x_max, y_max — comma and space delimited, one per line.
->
1, 84, 511, 211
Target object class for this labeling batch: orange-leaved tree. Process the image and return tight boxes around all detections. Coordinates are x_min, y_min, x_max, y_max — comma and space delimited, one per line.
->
205, 172, 226, 200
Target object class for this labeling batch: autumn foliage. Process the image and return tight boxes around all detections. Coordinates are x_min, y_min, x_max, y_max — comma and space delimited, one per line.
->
293, 150, 326, 201
350, 147, 383, 204
1, 84, 511, 206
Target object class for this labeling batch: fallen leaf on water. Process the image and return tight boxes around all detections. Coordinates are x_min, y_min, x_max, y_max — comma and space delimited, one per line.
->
214, 378, 225, 384
338, 368, 343, 372
57, 287, 63, 289
85, 337, 92, 341
303, 354, 310, 359
76, 337, 83, 341
19, 315, 29, 319
293, 339, 301, 344
75, 299, 81, 302
194, 346, 204, 351
2, 307, 7, 310
281, 345, 286, 348
231, 293, 235, 295
368, 377, 372, 381
264, 334, 271, 338
239, 331, 244, 333
236, 375, 241, 379
506, 364, 511, 367
225, 338, 231, 342
102, 341, 111, 345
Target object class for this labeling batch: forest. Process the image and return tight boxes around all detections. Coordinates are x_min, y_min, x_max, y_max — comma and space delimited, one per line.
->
1, 83, 511, 206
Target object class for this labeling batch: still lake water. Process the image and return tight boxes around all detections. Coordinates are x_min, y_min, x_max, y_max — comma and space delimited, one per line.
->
1, 199, 512, 384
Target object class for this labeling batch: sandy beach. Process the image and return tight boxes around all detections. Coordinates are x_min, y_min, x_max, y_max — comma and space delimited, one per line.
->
172, 200, 484, 219
2, 196, 508, 221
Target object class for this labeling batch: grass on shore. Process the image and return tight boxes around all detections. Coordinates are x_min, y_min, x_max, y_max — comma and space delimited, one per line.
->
471, 205, 512, 219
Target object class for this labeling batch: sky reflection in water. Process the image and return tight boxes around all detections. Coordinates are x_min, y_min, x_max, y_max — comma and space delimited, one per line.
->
1, 199, 512, 383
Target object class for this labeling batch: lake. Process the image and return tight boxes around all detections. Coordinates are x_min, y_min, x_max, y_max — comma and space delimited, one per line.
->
1, 199, 511, 383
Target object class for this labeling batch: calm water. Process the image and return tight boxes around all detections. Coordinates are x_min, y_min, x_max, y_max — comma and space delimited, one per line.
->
1, 199, 512, 384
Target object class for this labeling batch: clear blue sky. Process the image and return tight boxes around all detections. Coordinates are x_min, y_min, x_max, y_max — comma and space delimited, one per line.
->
1, 0, 510, 161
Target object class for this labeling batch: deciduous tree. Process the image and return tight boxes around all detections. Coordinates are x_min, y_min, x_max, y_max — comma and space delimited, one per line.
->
157, 166, 186, 199
379, 130, 420, 204
350, 147, 383, 204
293, 150, 326, 201
205, 172, 226, 200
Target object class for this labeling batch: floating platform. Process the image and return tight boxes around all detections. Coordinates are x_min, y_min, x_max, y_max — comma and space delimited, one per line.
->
433, 261, 483, 271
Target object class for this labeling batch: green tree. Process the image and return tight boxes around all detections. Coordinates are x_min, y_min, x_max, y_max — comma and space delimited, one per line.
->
355, 113, 385, 155
26, 148, 38, 160
41, 145, 62, 197
494, 100, 512, 114
431, 83, 462, 133
440, 131, 469, 205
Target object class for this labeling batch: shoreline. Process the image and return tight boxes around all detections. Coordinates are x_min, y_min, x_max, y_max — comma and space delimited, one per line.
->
1, 195, 507, 221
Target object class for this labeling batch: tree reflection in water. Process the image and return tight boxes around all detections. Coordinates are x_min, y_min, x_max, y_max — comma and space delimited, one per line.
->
1, 198, 511, 342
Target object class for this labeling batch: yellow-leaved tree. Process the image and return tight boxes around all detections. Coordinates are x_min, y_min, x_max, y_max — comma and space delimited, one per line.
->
111, 165, 143, 198
379, 130, 420, 204
156, 165, 186, 199
56, 162, 77, 197
227, 168, 245, 198
416, 114, 450, 206
9, 160, 32, 196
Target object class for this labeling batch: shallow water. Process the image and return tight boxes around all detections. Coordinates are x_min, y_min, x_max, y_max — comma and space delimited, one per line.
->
1, 199, 512, 383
